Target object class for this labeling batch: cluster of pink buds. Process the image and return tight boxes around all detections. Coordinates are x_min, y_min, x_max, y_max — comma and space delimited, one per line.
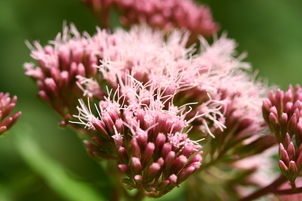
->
75, 78, 203, 197
82, 0, 219, 43
0, 93, 21, 135
262, 85, 302, 185
24, 24, 103, 126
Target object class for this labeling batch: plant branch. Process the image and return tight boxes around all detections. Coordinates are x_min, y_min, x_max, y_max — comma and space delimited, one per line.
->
238, 174, 287, 201
273, 186, 302, 195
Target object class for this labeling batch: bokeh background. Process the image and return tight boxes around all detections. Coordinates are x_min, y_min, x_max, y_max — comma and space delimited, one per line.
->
0, 0, 301, 200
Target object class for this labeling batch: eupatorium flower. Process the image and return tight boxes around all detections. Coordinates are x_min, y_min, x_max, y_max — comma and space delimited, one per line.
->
25, 25, 225, 135
74, 78, 203, 197
25, 23, 268, 143
82, 0, 219, 42
0, 93, 21, 135
25, 24, 270, 198
262, 85, 302, 184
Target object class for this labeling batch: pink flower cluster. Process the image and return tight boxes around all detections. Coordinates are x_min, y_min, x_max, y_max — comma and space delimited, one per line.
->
24, 24, 101, 126
263, 85, 302, 185
82, 0, 219, 41
76, 79, 202, 197
0, 93, 21, 135
25, 24, 268, 197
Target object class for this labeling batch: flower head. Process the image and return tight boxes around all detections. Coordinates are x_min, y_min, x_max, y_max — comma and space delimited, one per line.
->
74, 77, 203, 197
26, 23, 271, 198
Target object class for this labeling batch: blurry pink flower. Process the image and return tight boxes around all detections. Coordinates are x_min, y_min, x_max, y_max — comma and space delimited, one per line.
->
0, 93, 21, 135
82, 0, 219, 43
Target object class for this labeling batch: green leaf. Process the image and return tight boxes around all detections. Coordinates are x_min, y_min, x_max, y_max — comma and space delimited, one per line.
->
12, 125, 106, 201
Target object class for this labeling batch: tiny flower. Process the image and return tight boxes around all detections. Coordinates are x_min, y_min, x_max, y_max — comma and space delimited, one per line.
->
0, 93, 21, 135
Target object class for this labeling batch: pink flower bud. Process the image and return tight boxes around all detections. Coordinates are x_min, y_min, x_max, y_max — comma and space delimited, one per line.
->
279, 161, 289, 179
118, 164, 129, 173
84, 140, 99, 152
177, 165, 196, 184
269, 112, 279, 131
295, 149, 302, 170
161, 143, 172, 159
117, 146, 129, 163
275, 89, 285, 113
130, 138, 141, 158
130, 157, 142, 174
141, 143, 155, 167
145, 162, 161, 182
134, 174, 142, 182
171, 155, 188, 174
168, 174, 177, 184
280, 113, 288, 135
287, 142, 296, 160
288, 161, 298, 177
163, 151, 176, 171
279, 143, 290, 165
287, 113, 298, 135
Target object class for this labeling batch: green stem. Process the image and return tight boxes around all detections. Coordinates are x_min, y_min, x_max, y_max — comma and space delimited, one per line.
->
132, 189, 145, 201
103, 161, 124, 201
106, 161, 145, 201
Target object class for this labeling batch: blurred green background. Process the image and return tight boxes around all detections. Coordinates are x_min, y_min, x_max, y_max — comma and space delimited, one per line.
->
0, 0, 301, 200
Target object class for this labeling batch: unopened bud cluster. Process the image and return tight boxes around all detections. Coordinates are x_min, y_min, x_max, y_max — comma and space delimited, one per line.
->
76, 79, 203, 197
263, 85, 302, 183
